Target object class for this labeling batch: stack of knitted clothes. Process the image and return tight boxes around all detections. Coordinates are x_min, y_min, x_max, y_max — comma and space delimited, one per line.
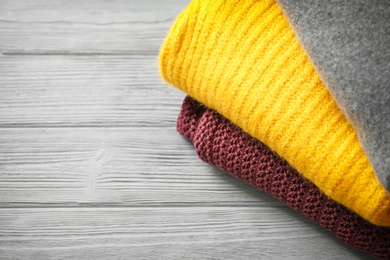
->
159, 0, 390, 258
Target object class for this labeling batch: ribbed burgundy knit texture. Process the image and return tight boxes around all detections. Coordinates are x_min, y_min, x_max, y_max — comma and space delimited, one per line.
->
176, 96, 390, 259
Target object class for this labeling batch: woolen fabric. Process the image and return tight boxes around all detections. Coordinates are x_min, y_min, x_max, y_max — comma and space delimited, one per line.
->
177, 96, 390, 259
277, 0, 390, 193
159, 0, 390, 226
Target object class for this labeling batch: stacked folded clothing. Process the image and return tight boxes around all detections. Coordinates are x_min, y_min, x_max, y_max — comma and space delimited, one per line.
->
277, 0, 390, 193
177, 96, 390, 259
159, 0, 390, 257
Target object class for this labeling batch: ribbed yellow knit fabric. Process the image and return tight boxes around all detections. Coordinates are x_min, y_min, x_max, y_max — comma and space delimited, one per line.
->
159, 0, 390, 226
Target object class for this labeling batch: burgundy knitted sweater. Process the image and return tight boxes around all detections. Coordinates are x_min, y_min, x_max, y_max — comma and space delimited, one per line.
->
177, 96, 390, 259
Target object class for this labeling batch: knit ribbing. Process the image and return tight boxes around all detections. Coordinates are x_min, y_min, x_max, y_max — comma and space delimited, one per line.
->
277, 0, 390, 193
160, 0, 390, 226
177, 96, 390, 258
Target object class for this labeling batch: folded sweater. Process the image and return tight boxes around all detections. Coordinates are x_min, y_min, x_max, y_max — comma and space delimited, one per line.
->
177, 96, 390, 259
277, 0, 390, 193
159, 0, 390, 226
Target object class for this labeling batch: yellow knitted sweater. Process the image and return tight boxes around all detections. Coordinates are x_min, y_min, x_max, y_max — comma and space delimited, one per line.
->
159, 0, 390, 226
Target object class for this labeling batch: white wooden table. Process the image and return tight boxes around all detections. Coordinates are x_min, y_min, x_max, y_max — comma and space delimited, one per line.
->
0, 1, 376, 259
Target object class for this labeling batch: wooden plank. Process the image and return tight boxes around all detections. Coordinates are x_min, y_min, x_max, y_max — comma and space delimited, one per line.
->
0, 207, 374, 260
0, 1, 377, 258
0, 55, 185, 127
0, 0, 189, 54
0, 127, 285, 207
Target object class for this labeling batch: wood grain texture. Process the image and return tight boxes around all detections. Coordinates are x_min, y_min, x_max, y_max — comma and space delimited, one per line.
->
0, 127, 285, 207
0, 208, 373, 260
0, 0, 378, 259
0, 55, 185, 127
0, 0, 189, 54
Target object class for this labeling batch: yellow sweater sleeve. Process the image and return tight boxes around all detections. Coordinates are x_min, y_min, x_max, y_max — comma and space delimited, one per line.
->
159, 0, 390, 226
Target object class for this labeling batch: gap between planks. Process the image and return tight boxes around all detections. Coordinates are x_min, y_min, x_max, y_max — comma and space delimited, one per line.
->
1, 52, 160, 56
